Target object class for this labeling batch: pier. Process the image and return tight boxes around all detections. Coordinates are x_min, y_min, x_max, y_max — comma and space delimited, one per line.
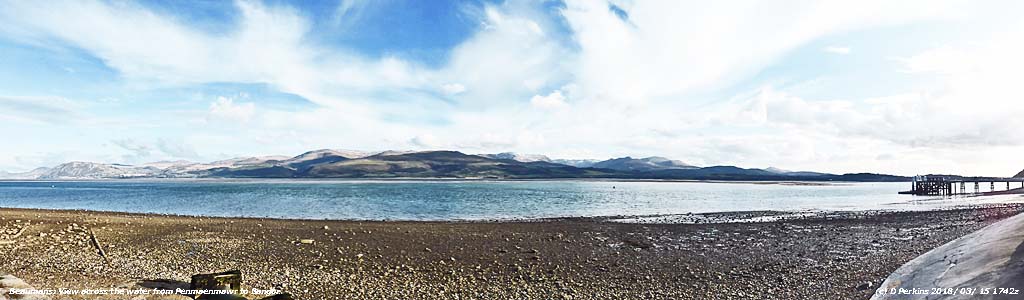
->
900, 175, 1024, 196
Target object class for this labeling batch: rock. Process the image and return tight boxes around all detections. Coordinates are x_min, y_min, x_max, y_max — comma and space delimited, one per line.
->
299, 239, 314, 245
1, 274, 51, 300
0, 275, 33, 289
856, 281, 873, 291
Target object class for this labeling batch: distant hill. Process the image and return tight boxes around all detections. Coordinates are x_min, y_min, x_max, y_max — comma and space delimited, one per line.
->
831, 173, 908, 182
39, 162, 160, 179
207, 149, 372, 178
479, 152, 552, 163
301, 151, 610, 178
0, 149, 909, 182
551, 159, 600, 168
278, 149, 368, 172
0, 167, 51, 179
643, 167, 906, 181
1015, 169, 1024, 178
592, 156, 698, 172
479, 151, 598, 167
764, 167, 830, 177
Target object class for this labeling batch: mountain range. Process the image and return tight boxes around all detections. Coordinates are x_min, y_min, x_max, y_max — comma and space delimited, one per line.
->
0, 149, 908, 182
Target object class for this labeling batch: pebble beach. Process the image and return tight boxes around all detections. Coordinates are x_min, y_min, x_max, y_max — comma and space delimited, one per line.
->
2, 204, 1022, 299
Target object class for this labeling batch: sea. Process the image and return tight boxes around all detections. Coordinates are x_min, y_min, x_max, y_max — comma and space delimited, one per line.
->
0, 180, 1021, 221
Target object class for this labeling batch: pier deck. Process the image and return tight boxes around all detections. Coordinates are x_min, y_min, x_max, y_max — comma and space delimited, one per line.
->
901, 175, 1024, 196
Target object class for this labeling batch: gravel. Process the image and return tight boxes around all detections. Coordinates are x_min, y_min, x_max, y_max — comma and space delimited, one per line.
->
0, 204, 1021, 300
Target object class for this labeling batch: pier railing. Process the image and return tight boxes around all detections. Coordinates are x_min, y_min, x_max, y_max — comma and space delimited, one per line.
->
900, 175, 1024, 196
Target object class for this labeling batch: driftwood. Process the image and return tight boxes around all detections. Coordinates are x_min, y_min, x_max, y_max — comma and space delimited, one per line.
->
0, 225, 29, 245
88, 228, 110, 264
10, 226, 28, 239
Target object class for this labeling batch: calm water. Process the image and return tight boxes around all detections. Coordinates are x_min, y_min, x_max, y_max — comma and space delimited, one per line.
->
0, 180, 1020, 221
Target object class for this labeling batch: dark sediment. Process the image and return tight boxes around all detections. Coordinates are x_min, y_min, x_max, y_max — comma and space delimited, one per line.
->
1, 204, 1022, 299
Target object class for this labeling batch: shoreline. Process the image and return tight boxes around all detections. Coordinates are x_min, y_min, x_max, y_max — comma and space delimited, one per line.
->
0, 177, 893, 185
2, 204, 1022, 299
0, 204, 999, 224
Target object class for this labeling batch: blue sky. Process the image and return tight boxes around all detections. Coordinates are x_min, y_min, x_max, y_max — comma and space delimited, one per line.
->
1, 0, 1023, 176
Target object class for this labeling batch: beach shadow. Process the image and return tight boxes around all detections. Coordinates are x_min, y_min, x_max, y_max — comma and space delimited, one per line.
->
137, 278, 294, 300
999, 239, 1024, 289
137, 279, 189, 290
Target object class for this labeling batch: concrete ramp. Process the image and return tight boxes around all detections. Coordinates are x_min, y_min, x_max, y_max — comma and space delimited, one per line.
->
0, 275, 50, 300
872, 213, 1024, 300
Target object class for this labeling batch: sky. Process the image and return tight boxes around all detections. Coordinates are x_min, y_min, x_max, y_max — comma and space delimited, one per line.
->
1, 0, 1023, 176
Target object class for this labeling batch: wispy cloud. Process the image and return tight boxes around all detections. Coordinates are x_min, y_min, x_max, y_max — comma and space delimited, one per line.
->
208, 96, 255, 123
824, 46, 851, 55
3, 0, 1024, 175
530, 90, 568, 110
0, 95, 81, 124
110, 138, 153, 163
156, 138, 201, 159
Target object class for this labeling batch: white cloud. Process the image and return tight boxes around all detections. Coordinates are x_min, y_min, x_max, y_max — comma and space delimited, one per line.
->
559, 0, 960, 103
6, 0, 1024, 176
0, 95, 81, 124
824, 46, 851, 55
409, 134, 441, 149
332, 0, 371, 28
441, 83, 466, 96
530, 90, 568, 110
714, 28, 1024, 174
156, 138, 201, 159
0, 0, 426, 110
439, 4, 571, 108
110, 138, 153, 163
208, 96, 255, 123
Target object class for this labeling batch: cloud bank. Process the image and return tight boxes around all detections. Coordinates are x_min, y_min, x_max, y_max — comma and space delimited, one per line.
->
0, 0, 1022, 176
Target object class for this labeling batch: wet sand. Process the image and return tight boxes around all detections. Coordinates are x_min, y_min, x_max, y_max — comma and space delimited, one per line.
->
1, 204, 1022, 299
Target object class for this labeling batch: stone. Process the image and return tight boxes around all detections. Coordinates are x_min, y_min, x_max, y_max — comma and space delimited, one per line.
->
1, 274, 51, 300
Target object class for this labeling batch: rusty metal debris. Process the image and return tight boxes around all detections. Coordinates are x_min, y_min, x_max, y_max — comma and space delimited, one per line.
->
189, 270, 293, 300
